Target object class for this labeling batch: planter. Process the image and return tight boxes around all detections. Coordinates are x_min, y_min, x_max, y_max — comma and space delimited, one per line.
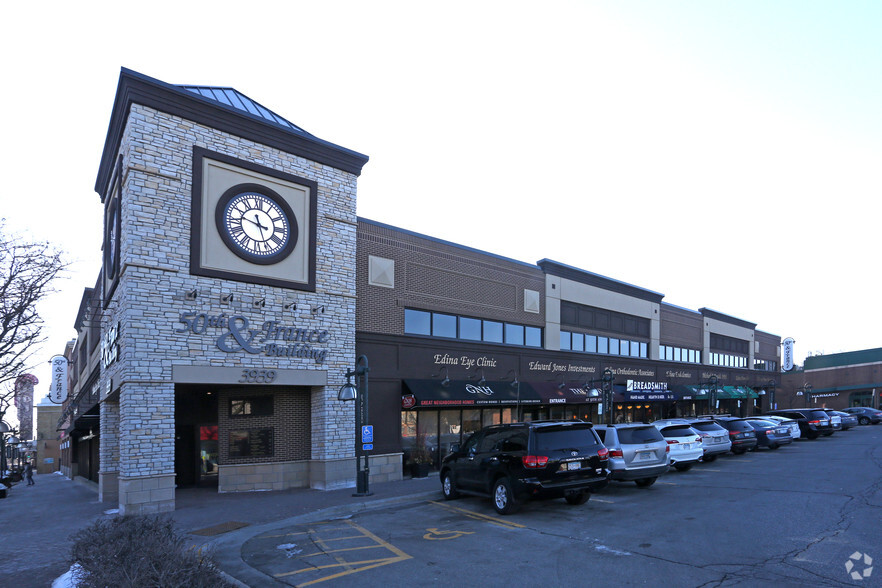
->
410, 463, 431, 478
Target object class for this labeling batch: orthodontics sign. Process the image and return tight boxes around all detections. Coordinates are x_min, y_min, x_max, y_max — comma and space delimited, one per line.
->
175, 310, 331, 364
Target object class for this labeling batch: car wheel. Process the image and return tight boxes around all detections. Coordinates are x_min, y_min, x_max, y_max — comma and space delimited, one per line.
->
674, 463, 692, 472
492, 478, 519, 515
822, 432, 833, 437
564, 490, 590, 505
635, 477, 657, 488
703, 454, 717, 463
769, 444, 779, 450
806, 432, 819, 440
858, 416, 870, 425
732, 447, 746, 455
441, 472, 459, 500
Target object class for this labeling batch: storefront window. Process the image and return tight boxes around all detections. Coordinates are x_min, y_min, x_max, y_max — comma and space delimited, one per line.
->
598, 337, 609, 354
560, 331, 571, 350
462, 410, 481, 438
571, 333, 584, 352
438, 410, 461, 459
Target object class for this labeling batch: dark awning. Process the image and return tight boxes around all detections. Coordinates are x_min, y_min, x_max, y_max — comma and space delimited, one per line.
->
530, 382, 601, 404
402, 379, 541, 408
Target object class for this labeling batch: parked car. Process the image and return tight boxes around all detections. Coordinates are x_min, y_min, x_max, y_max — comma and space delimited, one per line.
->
841, 406, 882, 425
758, 415, 801, 440
744, 418, 793, 449
827, 410, 858, 430
712, 416, 758, 453
765, 409, 835, 440
651, 420, 703, 471
440, 421, 610, 514
685, 418, 733, 461
594, 424, 669, 488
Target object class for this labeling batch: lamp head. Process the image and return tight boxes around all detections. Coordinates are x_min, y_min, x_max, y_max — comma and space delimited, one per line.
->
338, 377, 357, 402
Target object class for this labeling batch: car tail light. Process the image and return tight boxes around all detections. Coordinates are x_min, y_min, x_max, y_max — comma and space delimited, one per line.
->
694, 436, 701, 443
665, 445, 670, 453
728, 431, 741, 438
522, 455, 549, 468
666, 439, 679, 444
808, 420, 821, 425
608, 448, 623, 458
597, 447, 609, 460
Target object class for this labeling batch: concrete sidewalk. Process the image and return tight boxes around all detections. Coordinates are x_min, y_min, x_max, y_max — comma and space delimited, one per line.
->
0, 472, 441, 587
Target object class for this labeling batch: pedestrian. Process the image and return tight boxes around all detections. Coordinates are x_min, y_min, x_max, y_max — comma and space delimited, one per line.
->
24, 462, 34, 486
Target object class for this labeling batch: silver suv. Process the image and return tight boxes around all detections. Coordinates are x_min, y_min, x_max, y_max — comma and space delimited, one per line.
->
686, 418, 733, 461
594, 424, 670, 488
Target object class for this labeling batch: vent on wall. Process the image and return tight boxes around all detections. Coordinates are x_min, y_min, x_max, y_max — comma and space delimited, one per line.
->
368, 256, 395, 288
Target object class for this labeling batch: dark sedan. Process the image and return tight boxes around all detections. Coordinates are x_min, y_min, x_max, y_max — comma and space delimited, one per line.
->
841, 406, 882, 425
744, 418, 793, 449
713, 417, 758, 454
829, 410, 858, 430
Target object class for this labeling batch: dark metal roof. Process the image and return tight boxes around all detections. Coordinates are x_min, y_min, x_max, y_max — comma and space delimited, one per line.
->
178, 85, 313, 137
96, 68, 369, 197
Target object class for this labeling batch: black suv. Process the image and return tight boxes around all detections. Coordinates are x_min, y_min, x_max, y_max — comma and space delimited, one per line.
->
712, 416, 758, 454
765, 409, 835, 439
440, 421, 610, 514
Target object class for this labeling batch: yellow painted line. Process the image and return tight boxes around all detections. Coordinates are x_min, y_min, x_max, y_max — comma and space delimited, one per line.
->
700, 469, 721, 472
273, 520, 411, 585
591, 498, 615, 503
657, 482, 677, 485
429, 501, 525, 529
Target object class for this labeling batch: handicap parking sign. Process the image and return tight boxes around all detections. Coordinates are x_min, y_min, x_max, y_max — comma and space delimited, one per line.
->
361, 425, 374, 444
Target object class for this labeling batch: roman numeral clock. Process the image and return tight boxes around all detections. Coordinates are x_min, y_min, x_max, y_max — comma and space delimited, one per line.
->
190, 147, 317, 291
216, 184, 297, 265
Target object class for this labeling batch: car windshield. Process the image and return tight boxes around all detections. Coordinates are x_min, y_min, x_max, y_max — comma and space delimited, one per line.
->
617, 427, 664, 444
532, 427, 597, 452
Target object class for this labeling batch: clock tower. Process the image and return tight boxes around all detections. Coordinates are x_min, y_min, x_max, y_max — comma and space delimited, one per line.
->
94, 68, 368, 514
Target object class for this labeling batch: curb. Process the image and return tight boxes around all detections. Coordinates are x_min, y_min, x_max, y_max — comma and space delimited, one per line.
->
206, 487, 442, 587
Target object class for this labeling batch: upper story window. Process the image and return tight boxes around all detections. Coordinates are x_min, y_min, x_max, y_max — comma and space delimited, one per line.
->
561, 331, 648, 359
404, 309, 542, 348
660, 345, 701, 364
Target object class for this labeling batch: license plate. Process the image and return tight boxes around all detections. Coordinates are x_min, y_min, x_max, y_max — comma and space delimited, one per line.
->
567, 461, 582, 471
637, 451, 652, 461
714, 436, 724, 442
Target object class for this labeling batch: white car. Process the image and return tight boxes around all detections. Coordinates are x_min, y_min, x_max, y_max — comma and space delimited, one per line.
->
652, 420, 704, 471
759, 415, 800, 440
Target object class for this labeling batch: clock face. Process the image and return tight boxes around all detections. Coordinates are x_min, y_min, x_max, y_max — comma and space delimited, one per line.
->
215, 184, 298, 265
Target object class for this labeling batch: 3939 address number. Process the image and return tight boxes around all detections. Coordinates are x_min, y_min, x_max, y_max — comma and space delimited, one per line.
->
238, 369, 276, 384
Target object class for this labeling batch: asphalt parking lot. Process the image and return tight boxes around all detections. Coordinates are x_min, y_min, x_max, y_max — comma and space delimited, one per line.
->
221, 425, 882, 587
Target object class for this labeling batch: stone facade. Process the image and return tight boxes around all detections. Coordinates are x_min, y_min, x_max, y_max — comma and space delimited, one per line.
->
96, 71, 367, 514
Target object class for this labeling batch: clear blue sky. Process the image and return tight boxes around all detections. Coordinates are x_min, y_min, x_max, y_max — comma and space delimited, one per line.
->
2, 1, 880, 415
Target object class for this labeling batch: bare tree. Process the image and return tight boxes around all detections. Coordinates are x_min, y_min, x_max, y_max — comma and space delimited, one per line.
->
0, 221, 68, 388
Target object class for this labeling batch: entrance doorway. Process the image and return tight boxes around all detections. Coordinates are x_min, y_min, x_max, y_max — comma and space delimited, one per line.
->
174, 387, 219, 488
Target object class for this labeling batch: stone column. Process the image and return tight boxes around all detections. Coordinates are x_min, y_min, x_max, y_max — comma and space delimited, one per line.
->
98, 399, 120, 504
118, 381, 175, 515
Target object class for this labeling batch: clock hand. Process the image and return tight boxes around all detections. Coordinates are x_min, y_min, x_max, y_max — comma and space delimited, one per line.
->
242, 214, 270, 237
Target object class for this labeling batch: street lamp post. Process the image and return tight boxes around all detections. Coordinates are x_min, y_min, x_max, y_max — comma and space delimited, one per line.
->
804, 383, 812, 406
338, 355, 372, 497
699, 375, 719, 415
766, 379, 777, 411
587, 368, 615, 425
